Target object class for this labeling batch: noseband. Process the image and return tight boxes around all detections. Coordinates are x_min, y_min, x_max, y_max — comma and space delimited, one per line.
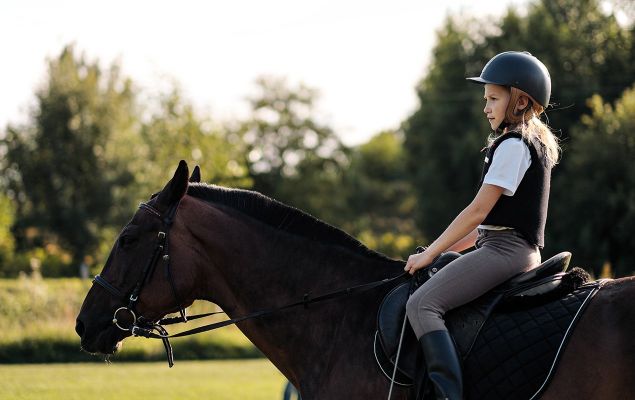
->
92, 201, 186, 366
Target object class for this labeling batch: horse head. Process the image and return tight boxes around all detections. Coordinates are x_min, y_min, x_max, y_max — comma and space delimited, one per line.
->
75, 160, 202, 355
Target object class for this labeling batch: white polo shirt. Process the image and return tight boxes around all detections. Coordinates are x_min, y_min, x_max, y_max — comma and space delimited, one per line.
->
479, 137, 532, 230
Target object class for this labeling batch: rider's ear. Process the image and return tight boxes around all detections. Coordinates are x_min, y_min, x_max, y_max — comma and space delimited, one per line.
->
189, 165, 201, 183
156, 160, 189, 212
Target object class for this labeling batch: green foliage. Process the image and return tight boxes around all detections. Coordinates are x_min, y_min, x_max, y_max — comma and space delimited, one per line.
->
0, 277, 91, 347
0, 48, 254, 277
404, 17, 485, 238
239, 76, 349, 224
0, 195, 16, 271
138, 87, 252, 196
1, 45, 137, 268
8, 246, 73, 278
342, 131, 423, 257
85, 87, 254, 270
555, 86, 635, 276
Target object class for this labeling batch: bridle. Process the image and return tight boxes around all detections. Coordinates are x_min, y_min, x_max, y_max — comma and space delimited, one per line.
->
92, 201, 193, 366
92, 199, 409, 368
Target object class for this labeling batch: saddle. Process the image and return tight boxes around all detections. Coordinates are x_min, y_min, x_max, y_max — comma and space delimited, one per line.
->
374, 251, 601, 399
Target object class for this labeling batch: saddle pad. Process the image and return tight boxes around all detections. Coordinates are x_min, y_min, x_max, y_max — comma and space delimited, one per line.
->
463, 282, 600, 400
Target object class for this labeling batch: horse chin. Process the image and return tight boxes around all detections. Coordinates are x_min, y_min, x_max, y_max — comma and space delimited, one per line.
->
81, 326, 128, 356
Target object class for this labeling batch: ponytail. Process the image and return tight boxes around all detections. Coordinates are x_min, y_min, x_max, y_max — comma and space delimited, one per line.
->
522, 116, 560, 167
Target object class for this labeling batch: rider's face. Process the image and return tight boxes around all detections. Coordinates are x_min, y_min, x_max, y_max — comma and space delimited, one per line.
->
483, 84, 510, 130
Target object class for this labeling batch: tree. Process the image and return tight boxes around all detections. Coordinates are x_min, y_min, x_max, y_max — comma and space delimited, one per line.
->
239, 76, 348, 223
342, 131, 423, 257
138, 86, 252, 197
555, 87, 635, 276
403, 17, 486, 239
0, 194, 16, 275
1, 45, 137, 272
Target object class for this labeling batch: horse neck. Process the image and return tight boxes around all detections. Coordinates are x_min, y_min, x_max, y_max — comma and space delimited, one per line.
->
182, 197, 403, 390
182, 195, 401, 305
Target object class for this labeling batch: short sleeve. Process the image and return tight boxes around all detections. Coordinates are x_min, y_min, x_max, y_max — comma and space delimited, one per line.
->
483, 138, 532, 196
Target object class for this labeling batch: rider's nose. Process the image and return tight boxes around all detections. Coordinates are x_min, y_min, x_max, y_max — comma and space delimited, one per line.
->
75, 319, 85, 338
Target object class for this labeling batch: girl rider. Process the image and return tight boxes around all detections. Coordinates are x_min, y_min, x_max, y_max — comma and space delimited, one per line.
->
404, 51, 559, 400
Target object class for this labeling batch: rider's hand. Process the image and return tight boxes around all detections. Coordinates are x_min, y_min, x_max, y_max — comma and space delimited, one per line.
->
404, 250, 436, 275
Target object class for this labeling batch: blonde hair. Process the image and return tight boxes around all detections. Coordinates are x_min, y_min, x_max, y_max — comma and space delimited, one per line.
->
489, 87, 560, 167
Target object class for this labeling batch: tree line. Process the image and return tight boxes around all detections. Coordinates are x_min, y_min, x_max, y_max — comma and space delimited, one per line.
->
404, 0, 635, 276
1, 0, 633, 277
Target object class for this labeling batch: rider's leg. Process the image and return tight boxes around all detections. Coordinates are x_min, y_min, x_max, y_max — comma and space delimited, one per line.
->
406, 229, 540, 399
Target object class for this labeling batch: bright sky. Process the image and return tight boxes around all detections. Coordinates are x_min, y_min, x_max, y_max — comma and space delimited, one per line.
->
0, 0, 525, 145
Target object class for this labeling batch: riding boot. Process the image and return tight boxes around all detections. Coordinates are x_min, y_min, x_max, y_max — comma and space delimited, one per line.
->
418, 330, 463, 400
412, 346, 431, 400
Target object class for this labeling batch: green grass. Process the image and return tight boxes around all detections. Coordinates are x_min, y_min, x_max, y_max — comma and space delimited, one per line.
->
0, 359, 287, 400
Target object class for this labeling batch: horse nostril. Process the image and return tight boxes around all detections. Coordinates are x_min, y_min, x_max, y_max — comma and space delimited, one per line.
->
75, 319, 85, 338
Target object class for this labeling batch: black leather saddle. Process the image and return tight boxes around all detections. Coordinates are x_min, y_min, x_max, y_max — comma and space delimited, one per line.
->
374, 251, 572, 386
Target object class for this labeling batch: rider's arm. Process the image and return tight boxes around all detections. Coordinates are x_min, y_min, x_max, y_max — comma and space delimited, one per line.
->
406, 184, 504, 273
446, 228, 479, 253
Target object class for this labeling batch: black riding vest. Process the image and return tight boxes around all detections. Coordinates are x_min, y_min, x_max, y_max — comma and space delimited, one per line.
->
478, 131, 551, 248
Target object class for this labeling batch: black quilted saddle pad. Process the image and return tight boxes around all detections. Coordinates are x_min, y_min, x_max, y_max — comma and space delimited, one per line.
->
463, 283, 600, 400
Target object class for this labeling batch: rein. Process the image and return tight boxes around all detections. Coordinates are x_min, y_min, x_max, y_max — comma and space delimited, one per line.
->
93, 201, 409, 367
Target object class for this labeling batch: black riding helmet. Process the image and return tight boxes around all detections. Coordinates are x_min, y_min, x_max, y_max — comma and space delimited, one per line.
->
466, 51, 551, 108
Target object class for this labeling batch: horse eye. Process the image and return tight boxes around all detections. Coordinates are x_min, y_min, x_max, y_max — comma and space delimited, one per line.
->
119, 235, 131, 248
118, 227, 139, 249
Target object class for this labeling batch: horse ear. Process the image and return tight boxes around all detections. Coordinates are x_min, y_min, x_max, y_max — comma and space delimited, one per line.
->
156, 160, 189, 211
189, 165, 201, 183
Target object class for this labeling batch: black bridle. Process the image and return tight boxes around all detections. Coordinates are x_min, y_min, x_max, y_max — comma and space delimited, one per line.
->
94, 202, 186, 322
93, 201, 196, 366
92, 201, 409, 367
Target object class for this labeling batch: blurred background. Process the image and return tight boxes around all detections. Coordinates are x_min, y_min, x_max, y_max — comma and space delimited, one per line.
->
0, 0, 633, 398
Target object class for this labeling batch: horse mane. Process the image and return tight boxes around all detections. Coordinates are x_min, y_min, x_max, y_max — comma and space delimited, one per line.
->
186, 183, 398, 263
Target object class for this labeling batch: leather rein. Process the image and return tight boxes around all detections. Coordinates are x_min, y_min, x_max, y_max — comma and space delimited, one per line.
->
92, 201, 408, 367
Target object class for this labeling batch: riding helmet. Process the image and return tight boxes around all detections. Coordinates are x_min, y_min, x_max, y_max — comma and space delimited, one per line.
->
466, 51, 551, 108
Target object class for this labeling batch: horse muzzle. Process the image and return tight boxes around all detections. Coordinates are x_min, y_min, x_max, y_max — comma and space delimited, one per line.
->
75, 316, 127, 355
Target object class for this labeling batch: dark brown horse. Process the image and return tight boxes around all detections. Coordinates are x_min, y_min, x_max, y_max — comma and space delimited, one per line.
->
76, 161, 635, 399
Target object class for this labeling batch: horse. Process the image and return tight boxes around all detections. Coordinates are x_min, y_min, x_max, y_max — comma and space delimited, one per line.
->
76, 161, 635, 399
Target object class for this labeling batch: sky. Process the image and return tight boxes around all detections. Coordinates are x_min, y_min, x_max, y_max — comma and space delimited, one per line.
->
0, 0, 526, 146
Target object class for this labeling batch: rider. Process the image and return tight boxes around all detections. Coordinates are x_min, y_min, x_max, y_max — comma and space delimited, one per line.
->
404, 51, 559, 400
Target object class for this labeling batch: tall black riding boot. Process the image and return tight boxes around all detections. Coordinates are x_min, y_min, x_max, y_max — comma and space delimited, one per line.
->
419, 330, 463, 400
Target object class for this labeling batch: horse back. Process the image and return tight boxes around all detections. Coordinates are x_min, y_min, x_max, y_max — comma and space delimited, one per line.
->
543, 277, 635, 399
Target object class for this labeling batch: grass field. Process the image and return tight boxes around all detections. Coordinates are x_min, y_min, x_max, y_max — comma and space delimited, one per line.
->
0, 277, 261, 362
0, 359, 288, 400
